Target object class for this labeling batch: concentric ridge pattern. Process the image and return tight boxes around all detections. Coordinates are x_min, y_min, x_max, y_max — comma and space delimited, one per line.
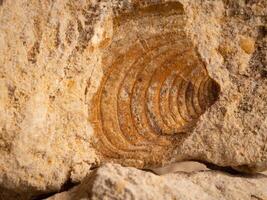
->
89, 2, 220, 166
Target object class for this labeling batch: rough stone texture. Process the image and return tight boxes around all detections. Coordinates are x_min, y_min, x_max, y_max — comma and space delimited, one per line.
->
89, 0, 221, 167
182, 0, 267, 174
0, 0, 266, 198
47, 164, 267, 200
0, 0, 102, 197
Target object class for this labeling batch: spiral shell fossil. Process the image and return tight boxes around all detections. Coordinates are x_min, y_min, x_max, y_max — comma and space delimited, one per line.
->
89, 2, 220, 167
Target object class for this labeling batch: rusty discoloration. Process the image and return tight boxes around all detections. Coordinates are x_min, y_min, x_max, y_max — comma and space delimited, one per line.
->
89, 2, 220, 167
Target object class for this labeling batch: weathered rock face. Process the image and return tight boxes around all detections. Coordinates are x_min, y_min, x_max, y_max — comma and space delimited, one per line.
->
182, 0, 267, 174
90, 1, 220, 167
47, 164, 267, 200
0, 0, 102, 196
0, 0, 266, 198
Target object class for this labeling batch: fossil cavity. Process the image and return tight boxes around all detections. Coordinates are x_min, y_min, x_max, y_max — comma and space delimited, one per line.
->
89, 2, 220, 167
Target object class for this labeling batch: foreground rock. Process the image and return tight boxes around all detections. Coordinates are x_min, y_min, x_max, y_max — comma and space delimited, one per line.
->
0, 0, 266, 197
47, 164, 267, 200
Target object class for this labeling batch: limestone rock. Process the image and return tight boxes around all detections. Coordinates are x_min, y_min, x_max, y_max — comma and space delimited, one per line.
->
47, 164, 267, 200
89, 0, 220, 167
0, 0, 266, 198
0, 0, 102, 197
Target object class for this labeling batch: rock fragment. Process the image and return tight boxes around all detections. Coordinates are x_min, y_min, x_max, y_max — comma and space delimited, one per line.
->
0, 0, 266, 198
47, 164, 267, 200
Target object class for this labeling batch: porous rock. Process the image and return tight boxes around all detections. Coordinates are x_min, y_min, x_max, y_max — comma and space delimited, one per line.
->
0, 0, 266, 198
47, 163, 267, 200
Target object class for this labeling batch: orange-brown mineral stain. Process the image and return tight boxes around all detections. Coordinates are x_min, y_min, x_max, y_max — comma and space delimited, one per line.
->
88, 2, 220, 167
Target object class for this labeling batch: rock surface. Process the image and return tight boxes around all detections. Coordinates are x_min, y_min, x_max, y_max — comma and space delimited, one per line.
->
47, 164, 267, 200
0, 0, 266, 198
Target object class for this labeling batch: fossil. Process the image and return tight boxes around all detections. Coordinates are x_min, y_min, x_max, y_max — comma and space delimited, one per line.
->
89, 2, 220, 167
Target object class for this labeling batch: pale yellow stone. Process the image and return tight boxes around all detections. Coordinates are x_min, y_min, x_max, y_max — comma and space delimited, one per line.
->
47, 164, 267, 200
0, 0, 266, 199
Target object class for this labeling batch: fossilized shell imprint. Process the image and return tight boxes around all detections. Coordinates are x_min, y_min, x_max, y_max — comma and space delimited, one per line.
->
89, 2, 220, 166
